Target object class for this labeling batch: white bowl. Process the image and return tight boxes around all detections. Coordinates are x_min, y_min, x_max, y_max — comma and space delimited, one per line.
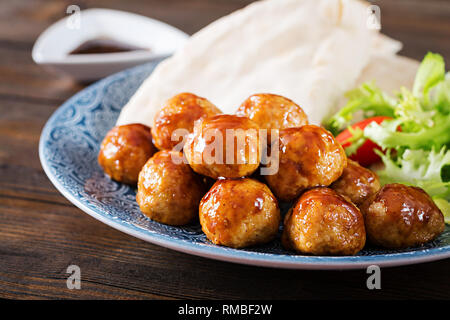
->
32, 8, 188, 81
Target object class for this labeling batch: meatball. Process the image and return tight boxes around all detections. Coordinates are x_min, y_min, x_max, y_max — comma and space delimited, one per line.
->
136, 150, 206, 225
282, 187, 366, 255
184, 114, 261, 179
199, 178, 280, 248
151, 92, 221, 150
360, 184, 445, 248
264, 125, 347, 201
98, 124, 157, 184
331, 159, 381, 206
236, 93, 308, 135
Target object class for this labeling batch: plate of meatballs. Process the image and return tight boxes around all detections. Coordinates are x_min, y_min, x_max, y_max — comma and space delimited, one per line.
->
40, 61, 450, 269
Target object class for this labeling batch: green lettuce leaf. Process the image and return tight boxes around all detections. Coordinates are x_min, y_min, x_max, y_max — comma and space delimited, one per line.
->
433, 198, 450, 223
429, 73, 450, 114
395, 87, 436, 130
412, 52, 446, 106
325, 82, 396, 135
376, 148, 449, 186
364, 112, 450, 150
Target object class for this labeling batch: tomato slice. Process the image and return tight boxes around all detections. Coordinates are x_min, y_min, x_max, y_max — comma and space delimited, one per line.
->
336, 116, 392, 167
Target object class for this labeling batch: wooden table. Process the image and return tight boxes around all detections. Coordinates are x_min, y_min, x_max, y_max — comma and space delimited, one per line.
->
0, 0, 449, 300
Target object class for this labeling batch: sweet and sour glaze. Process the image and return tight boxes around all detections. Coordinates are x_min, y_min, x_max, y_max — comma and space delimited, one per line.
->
235, 93, 308, 135
99, 91, 445, 254
264, 125, 347, 201
136, 150, 207, 226
151, 92, 222, 150
331, 159, 381, 206
98, 123, 157, 185
184, 114, 261, 179
199, 178, 280, 248
360, 183, 445, 248
282, 187, 366, 256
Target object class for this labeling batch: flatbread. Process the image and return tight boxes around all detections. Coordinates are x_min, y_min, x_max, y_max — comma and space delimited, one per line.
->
356, 54, 419, 93
116, 0, 415, 127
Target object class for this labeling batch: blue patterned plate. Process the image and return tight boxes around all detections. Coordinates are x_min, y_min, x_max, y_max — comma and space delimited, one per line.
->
39, 60, 450, 269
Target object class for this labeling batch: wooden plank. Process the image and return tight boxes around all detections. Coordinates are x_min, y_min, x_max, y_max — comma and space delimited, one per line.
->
0, 46, 82, 102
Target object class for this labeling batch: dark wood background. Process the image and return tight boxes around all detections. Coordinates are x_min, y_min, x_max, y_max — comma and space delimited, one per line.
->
0, 0, 449, 300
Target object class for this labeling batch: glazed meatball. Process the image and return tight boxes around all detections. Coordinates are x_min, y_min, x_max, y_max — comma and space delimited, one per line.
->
236, 93, 308, 135
282, 188, 366, 255
360, 184, 445, 248
331, 159, 381, 206
151, 92, 221, 150
184, 114, 261, 179
136, 150, 206, 225
264, 125, 347, 201
98, 124, 157, 184
199, 178, 280, 248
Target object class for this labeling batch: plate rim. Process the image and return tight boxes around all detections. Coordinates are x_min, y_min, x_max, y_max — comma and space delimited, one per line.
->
38, 63, 450, 270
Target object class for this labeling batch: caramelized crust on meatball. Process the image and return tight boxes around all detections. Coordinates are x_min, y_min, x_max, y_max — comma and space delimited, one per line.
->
264, 125, 347, 201
282, 188, 366, 255
98, 124, 157, 185
331, 159, 381, 206
360, 184, 445, 248
136, 150, 206, 226
184, 114, 261, 179
151, 92, 222, 150
199, 178, 280, 248
236, 93, 308, 133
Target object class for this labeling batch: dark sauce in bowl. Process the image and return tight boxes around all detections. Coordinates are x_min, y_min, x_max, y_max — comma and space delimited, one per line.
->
69, 38, 149, 55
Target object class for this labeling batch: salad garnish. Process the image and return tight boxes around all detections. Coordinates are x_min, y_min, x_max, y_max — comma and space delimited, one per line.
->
325, 52, 450, 222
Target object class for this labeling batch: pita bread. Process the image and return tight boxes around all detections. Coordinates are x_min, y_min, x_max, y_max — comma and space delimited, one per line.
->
117, 0, 417, 127
356, 54, 419, 92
